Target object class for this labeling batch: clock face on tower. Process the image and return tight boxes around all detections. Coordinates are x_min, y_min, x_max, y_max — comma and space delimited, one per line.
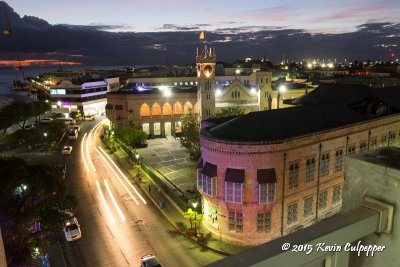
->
203, 65, 213, 77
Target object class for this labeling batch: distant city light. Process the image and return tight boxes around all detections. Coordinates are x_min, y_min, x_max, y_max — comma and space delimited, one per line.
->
307, 63, 313, 69
279, 85, 287, 93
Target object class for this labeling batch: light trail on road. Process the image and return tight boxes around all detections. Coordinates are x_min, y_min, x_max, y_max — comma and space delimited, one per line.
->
95, 147, 140, 205
81, 133, 90, 173
98, 146, 147, 205
95, 179, 116, 224
104, 179, 126, 222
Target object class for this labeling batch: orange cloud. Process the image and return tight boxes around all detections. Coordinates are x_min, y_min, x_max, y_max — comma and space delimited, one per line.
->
0, 59, 82, 67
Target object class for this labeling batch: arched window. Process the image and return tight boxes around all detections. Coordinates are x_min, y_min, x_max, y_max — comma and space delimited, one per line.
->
162, 103, 172, 116
151, 103, 161, 117
184, 102, 193, 113
173, 102, 183, 115
139, 103, 150, 117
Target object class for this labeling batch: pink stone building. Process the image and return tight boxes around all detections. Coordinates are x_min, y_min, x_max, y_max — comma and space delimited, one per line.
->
198, 85, 400, 245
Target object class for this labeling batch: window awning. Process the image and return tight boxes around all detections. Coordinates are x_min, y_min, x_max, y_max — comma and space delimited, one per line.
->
105, 104, 113, 109
197, 159, 203, 169
257, 168, 276, 183
201, 162, 217, 177
115, 105, 123, 110
225, 168, 245, 183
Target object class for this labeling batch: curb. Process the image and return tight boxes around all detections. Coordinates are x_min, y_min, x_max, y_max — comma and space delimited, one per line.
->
110, 148, 233, 257
138, 175, 232, 257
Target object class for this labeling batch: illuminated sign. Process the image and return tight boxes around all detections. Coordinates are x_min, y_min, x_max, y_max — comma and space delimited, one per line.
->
50, 89, 66, 95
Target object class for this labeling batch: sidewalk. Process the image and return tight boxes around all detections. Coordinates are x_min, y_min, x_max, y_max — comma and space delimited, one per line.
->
109, 143, 247, 256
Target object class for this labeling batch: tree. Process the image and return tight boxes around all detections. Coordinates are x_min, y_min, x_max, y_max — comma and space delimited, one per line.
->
181, 108, 201, 160
71, 110, 82, 121
115, 126, 147, 146
213, 106, 245, 118
14, 101, 34, 129
32, 100, 51, 123
0, 157, 77, 265
0, 101, 24, 133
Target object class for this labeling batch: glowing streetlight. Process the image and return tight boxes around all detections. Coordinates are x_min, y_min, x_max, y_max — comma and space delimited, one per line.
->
277, 85, 286, 109
164, 89, 172, 98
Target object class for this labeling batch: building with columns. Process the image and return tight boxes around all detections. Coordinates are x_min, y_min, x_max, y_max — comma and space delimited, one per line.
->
106, 44, 279, 134
106, 87, 198, 136
197, 85, 400, 246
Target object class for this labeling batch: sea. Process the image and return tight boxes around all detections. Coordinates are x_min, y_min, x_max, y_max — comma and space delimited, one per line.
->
0, 65, 129, 107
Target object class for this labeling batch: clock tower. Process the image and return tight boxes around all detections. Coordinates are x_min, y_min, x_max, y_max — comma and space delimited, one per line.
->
196, 44, 216, 121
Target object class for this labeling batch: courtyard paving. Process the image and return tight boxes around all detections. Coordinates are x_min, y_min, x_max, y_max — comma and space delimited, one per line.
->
137, 137, 198, 194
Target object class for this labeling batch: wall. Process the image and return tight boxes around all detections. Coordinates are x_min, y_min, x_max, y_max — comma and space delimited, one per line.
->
343, 147, 400, 267
199, 113, 400, 246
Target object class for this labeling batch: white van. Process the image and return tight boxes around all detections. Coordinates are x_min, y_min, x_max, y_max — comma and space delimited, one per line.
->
57, 118, 76, 125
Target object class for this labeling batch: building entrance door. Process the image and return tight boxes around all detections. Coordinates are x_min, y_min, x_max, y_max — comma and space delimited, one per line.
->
164, 122, 171, 136
142, 123, 150, 135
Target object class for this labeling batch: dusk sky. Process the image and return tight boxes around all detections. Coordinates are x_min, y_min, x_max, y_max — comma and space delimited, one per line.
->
1, 0, 399, 66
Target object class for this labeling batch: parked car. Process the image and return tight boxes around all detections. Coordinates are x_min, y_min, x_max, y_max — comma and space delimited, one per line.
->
61, 146, 73, 155
41, 118, 53, 124
23, 124, 36, 130
83, 115, 95, 121
140, 254, 162, 267
133, 141, 148, 148
69, 125, 80, 132
64, 217, 81, 242
56, 118, 76, 125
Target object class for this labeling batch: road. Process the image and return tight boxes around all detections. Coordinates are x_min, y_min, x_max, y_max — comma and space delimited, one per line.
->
58, 119, 224, 266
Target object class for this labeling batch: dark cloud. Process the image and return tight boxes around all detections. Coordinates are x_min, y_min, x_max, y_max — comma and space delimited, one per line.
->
0, 1, 399, 66
159, 23, 212, 31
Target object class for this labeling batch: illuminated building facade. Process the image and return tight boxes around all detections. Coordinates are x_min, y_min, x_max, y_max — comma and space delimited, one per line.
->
106, 87, 198, 136
198, 85, 400, 245
50, 78, 119, 116
106, 45, 294, 134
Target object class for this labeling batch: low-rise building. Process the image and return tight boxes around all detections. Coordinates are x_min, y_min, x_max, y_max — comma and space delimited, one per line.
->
106, 87, 198, 136
50, 78, 119, 116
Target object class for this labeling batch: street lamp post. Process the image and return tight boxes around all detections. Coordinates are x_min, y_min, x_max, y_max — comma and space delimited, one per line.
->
192, 201, 198, 237
43, 132, 48, 150
277, 84, 287, 109
135, 154, 141, 180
